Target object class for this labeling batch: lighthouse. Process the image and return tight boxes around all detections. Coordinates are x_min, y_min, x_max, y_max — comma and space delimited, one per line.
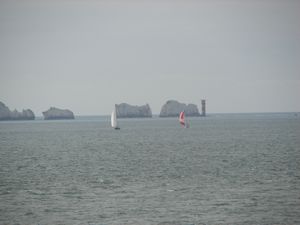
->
201, 99, 206, 116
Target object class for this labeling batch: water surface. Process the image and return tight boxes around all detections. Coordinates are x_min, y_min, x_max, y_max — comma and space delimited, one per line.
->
0, 113, 299, 224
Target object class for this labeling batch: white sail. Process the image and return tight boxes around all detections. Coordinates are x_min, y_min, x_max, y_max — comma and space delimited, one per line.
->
111, 108, 117, 128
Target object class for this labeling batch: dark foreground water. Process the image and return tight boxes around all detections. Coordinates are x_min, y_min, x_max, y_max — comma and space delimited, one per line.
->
0, 113, 299, 225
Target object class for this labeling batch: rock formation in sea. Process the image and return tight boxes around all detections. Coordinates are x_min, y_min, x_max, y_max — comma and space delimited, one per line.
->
159, 100, 201, 117
0, 101, 35, 120
42, 107, 75, 120
115, 103, 152, 118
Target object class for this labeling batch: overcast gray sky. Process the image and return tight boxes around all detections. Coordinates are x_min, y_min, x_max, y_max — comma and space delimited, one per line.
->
0, 0, 299, 116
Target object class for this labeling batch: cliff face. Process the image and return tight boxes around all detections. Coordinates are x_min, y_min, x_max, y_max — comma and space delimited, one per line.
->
116, 103, 152, 118
42, 107, 74, 120
0, 101, 35, 120
159, 100, 200, 117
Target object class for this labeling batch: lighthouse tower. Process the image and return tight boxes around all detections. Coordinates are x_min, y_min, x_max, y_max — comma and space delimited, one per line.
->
201, 99, 206, 116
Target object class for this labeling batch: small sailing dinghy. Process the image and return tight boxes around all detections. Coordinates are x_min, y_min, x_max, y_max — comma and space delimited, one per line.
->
111, 107, 120, 130
179, 111, 190, 128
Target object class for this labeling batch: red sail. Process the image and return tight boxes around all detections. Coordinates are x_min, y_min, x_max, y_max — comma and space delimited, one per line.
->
179, 111, 185, 127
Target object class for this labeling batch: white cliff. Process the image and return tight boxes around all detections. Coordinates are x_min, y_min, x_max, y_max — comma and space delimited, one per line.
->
159, 100, 200, 117
42, 107, 74, 120
116, 103, 152, 118
0, 101, 35, 120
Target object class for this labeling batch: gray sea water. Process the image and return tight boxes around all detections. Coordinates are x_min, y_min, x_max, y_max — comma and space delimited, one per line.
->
0, 113, 300, 225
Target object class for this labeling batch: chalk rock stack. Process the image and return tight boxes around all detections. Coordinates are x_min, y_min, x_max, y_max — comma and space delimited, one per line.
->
116, 103, 152, 118
159, 100, 200, 117
43, 107, 74, 120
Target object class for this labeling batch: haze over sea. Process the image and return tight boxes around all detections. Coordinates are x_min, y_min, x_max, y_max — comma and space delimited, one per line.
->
0, 113, 299, 225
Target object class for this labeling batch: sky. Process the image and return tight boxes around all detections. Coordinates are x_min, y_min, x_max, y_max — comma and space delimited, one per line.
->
0, 0, 299, 116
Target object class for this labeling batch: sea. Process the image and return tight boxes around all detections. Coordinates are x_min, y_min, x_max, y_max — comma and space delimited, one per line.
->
0, 113, 299, 225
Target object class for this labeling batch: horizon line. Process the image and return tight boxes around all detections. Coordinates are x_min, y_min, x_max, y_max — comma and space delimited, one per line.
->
30, 111, 300, 118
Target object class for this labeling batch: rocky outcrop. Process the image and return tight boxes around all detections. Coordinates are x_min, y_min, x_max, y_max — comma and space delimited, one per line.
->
43, 107, 74, 120
0, 101, 35, 120
159, 100, 200, 117
116, 103, 152, 118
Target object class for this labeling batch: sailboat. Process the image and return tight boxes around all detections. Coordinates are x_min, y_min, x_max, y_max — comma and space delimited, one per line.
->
111, 107, 120, 130
179, 111, 190, 128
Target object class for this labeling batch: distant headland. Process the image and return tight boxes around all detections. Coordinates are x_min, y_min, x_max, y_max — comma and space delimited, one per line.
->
0, 101, 35, 120
0, 99, 206, 120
